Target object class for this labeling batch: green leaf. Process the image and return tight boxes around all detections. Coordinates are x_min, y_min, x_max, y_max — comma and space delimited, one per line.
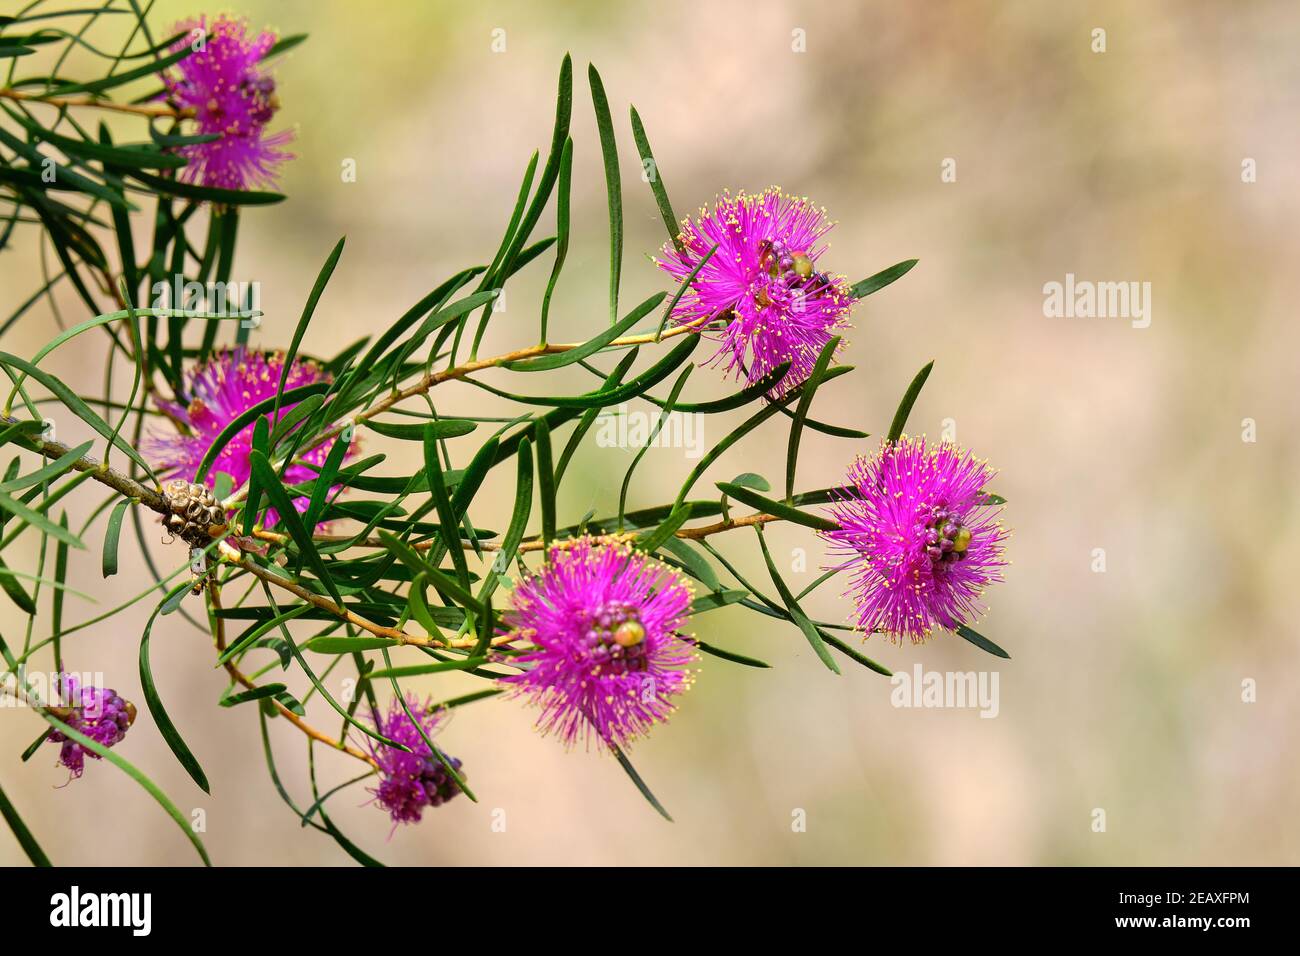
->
249, 449, 343, 605
534, 417, 556, 543
128, 169, 285, 205
588, 64, 622, 324
194, 381, 331, 481
301, 435, 350, 536
140, 583, 211, 792
0, 781, 51, 866
366, 418, 477, 442
629, 105, 679, 250
0, 489, 84, 549
505, 291, 665, 372
276, 237, 343, 421
0, 556, 35, 613
955, 624, 1010, 659
693, 641, 770, 668
217, 604, 314, 665
539, 137, 573, 345
756, 528, 840, 674
613, 745, 671, 822
304, 636, 399, 653
818, 630, 892, 676
219, 684, 287, 707
636, 501, 696, 553
785, 337, 840, 501
366, 657, 488, 679
424, 424, 471, 588
887, 360, 934, 442
688, 589, 750, 614
714, 481, 838, 532
850, 258, 918, 299
0, 350, 156, 481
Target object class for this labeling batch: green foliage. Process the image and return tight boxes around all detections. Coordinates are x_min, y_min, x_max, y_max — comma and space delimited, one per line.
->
0, 7, 1008, 868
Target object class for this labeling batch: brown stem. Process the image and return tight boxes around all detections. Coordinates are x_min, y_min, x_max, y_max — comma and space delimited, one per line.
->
208, 580, 378, 768
0, 88, 192, 119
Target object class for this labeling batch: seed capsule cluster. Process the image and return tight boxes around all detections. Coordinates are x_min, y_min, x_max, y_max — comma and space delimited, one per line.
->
758, 237, 836, 297
581, 600, 650, 675
921, 503, 972, 569
163, 479, 226, 547
417, 753, 464, 808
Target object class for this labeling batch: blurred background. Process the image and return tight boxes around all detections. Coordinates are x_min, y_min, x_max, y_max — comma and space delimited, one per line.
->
2, 0, 1298, 865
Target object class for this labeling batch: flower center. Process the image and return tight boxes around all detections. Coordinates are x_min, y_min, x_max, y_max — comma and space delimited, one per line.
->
583, 600, 650, 674
755, 237, 834, 308
922, 505, 972, 569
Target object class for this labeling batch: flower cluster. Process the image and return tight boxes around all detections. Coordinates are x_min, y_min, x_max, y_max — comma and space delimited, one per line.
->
46, 674, 136, 779
821, 437, 1008, 644
366, 697, 465, 826
501, 538, 697, 749
161, 14, 293, 190
147, 347, 346, 528
655, 187, 855, 400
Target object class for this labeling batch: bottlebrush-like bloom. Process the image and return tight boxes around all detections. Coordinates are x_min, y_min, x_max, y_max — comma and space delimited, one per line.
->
821, 437, 1008, 644
46, 674, 136, 779
160, 15, 293, 190
654, 187, 855, 400
366, 698, 464, 826
146, 348, 346, 527
501, 537, 696, 749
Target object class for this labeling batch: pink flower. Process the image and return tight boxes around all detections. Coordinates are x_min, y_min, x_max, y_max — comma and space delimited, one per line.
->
161, 15, 294, 190
146, 348, 348, 528
501, 538, 696, 749
46, 674, 135, 779
654, 187, 854, 399
821, 438, 1008, 643
365, 697, 464, 826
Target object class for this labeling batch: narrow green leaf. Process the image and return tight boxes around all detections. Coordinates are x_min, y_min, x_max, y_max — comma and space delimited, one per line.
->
0, 439, 92, 491
534, 417, 556, 543
714, 481, 838, 532
613, 745, 671, 822
0, 489, 84, 549
688, 589, 750, 614
887, 360, 934, 442
693, 641, 771, 668
424, 424, 470, 588
539, 137, 573, 345
756, 528, 840, 674
850, 258, 918, 299
629, 105, 679, 250
0, 781, 51, 866
0, 555, 36, 613
505, 291, 665, 372
304, 636, 399, 653
248, 449, 342, 605
140, 583, 211, 792
366, 418, 477, 442
955, 623, 1010, 659
366, 657, 488, 679
0, 350, 156, 481
785, 336, 840, 502
588, 64, 622, 324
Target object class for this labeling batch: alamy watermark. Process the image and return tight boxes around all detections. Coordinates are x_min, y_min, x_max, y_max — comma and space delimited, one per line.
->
890, 663, 1000, 718
1042, 273, 1151, 329
594, 404, 704, 459
1, 670, 105, 713
149, 274, 261, 328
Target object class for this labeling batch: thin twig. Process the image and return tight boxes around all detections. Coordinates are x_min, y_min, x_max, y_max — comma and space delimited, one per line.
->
208, 580, 377, 768
0, 88, 192, 119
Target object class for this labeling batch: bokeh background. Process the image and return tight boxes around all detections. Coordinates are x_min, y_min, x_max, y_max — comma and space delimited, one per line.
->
3, 0, 1298, 865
